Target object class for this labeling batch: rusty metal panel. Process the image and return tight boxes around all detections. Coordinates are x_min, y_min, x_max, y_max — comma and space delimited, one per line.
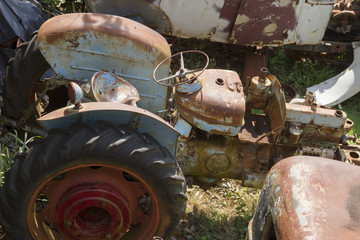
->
174, 69, 245, 136
266, 75, 286, 134
37, 13, 171, 114
231, 0, 333, 46
86, 0, 240, 43
86, 0, 333, 46
177, 136, 266, 180
249, 156, 360, 240
230, 0, 298, 45
37, 102, 179, 156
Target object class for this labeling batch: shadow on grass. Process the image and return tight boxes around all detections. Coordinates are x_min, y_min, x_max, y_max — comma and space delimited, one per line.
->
176, 204, 253, 240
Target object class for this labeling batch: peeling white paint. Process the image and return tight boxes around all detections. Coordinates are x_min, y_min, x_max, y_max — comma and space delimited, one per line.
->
160, 0, 226, 40
308, 42, 360, 106
235, 14, 250, 26
285, 0, 333, 45
290, 162, 326, 239
264, 23, 277, 36
271, 0, 292, 7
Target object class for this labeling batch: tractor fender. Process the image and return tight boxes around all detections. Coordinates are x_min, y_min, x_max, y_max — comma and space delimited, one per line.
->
248, 156, 360, 240
37, 102, 179, 157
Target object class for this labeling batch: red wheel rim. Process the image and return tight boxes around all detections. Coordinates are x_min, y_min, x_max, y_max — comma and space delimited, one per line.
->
26, 164, 160, 240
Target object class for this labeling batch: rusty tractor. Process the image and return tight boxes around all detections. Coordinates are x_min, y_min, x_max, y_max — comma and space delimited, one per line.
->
86, 0, 360, 107
0, 9, 359, 240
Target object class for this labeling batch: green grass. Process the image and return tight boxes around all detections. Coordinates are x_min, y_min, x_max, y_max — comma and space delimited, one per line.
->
0, 130, 41, 186
268, 49, 337, 96
340, 95, 360, 136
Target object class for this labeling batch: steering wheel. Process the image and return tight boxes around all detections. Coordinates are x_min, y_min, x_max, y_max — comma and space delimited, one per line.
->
153, 50, 209, 87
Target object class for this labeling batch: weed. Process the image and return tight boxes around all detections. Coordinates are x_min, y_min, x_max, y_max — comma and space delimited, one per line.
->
176, 180, 260, 240
0, 130, 41, 186
268, 49, 337, 96
339, 94, 360, 136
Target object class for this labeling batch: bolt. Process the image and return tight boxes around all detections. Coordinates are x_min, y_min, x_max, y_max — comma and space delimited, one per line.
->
101, 201, 106, 207
65, 221, 72, 227
106, 233, 112, 239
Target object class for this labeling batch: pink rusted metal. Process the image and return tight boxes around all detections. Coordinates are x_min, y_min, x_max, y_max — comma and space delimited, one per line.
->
249, 156, 360, 240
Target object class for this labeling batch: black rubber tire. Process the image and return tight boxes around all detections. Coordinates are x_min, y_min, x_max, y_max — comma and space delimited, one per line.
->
3, 33, 67, 124
3, 33, 49, 122
0, 121, 187, 240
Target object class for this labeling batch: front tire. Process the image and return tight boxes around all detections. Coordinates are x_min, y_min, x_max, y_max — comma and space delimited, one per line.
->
0, 121, 187, 240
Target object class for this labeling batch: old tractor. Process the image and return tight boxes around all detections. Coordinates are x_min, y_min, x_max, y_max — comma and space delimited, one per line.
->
0, 10, 359, 240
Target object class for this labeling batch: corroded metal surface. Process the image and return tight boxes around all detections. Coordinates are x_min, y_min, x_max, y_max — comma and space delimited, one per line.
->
238, 114, 273, 144
86, 0, 334, 46
249, 156, 360, 240
37, 102, 179, 156
241, 52, 267, 88
285, 103, 347, 129
177, 135, 270, 180
38, 13, 171, 114
174, 69, 245, 136
230, 0, 297, 45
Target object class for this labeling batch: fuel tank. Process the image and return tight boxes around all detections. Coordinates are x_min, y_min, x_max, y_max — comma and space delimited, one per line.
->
174, 69, 245, 136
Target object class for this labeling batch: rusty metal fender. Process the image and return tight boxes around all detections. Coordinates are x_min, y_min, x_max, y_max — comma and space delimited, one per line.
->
37, 13, 171, 114
248, 156, 360, 240
37, 102, 180, 157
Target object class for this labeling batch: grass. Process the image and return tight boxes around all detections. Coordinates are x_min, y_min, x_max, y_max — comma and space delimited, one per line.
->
340, 95, 360, 136
0, 130, 41, 186
174, 180, 260, 240
268, 49, 338, 96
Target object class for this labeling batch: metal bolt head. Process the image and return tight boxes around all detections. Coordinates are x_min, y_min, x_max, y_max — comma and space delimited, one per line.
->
106, 233, 112, 239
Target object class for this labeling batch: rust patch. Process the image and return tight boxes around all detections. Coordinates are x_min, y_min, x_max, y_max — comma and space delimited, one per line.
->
273, 157, 360, 239
38, 13, 170, 59
174, 69, 245, 129
230, 0, 297, 45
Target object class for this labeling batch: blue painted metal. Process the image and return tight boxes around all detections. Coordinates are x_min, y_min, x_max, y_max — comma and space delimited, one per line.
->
37, 13, 171, 114
37, 102, 179, 156
175, 80, 203, 93
174, 116, 192, 137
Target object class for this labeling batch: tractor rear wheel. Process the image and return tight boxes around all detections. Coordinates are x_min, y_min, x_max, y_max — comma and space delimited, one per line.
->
3, 33, 67, 125
0, 121, 187, 240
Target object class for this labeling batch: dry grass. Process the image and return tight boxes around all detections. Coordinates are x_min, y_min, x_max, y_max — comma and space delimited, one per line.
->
174, 179, 261, 240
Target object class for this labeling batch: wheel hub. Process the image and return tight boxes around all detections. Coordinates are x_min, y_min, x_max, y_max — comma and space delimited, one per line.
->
56, 183, 131, 240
